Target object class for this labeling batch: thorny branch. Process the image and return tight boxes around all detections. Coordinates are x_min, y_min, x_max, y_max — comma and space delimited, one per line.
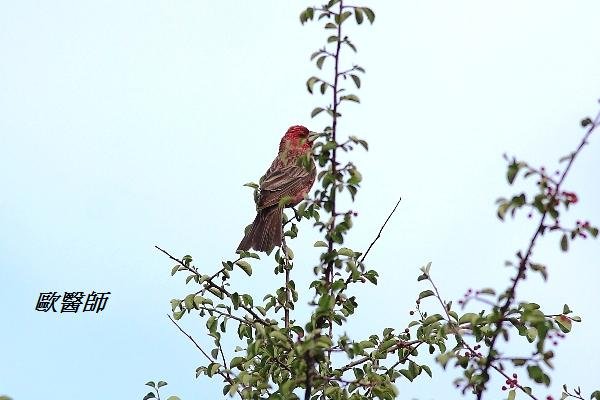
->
477, 108, 600, 400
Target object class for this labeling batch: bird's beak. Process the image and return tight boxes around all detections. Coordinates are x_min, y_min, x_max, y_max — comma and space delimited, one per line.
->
308, 131, 320, 142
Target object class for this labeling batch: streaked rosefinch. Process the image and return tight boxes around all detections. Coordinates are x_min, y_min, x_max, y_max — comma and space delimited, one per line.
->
238, 125, 316, 253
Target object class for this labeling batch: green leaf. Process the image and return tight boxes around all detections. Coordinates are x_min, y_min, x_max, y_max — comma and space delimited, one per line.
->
508, 389, 516, 400
235, 260, 252, 276
458, 313, 480, 324
230, 356, 245, 369
143, 393, 156, 400
507, 162, 520, 184
526, 365, 550, 385
554, 315, 572, 333
340, 94, 360, 103
590, 390, 600, 400
243, 182, 258, 189
354, 7, 363, 24
184, 294, 195, 310
314, 240, 327, 247
306, 76, 319, 94
423, 314, 443, 325
166, 397, 181, 400
206, 362, 221, 377
157, 381, 167, 388
145, 381, 156, 388
560, 234, 568, 252
316, 55, 326, 69
418, 290, 434, 300
363, 7, 375, 23
311, 107, 324, 118
350, 74, 361, 88
526, 327, 537, 342
422, 364, 432, 377
338, 247, 354, 257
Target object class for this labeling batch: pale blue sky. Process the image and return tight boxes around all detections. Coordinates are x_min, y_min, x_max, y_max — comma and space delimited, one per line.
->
1, 1, 599, 399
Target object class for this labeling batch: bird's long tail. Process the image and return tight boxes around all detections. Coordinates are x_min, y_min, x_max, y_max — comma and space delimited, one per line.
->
237, 206, 282, 252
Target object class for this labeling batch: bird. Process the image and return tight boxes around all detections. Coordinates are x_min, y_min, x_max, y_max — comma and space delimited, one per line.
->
237, 125, 317, 253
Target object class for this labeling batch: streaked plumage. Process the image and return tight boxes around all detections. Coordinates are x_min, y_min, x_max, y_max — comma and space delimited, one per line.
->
237, 125, 316, 253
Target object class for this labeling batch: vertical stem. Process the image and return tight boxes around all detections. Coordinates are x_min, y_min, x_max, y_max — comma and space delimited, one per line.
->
282, 236, 291, 329
325, 0, 343, 348
285, 265, 291, 329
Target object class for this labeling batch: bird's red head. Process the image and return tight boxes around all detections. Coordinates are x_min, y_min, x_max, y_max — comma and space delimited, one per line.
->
283, 125, 310, 141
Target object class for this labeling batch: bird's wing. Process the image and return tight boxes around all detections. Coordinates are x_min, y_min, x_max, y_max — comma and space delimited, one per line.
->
257, 161, 315, 209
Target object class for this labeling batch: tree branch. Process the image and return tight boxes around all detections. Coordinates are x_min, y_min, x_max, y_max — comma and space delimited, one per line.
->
359, 196, 402, 263
477, 108, 600, 400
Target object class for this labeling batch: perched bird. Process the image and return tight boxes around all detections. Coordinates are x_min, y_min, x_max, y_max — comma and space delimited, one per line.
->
238, 125, 317, 253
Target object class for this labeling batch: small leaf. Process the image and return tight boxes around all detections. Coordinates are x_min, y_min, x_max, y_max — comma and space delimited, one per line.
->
340, 94, 360, 103
418, 290, 434, 300
316, 55, 326, 69
350, 74, 361, 88
311, 107, 324, 118
421, 364, 432, 377
157, 381, 167, 388
354, 7, 363, 24
145, 381, 156, 388
338, 247, 354, 257
314, 240, 328, 247
363, 7, 375, 23
143, 393, 156, 400
235, 260, 252, 276
560, 234, 568, 252
508, 389, 516, 400
243, 182, 258, 189
554, 315, 572, 333
507, 162, 520, 184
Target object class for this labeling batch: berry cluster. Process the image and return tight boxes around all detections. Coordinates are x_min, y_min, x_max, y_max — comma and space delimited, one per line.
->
501, 373, 519, 390
547, 330, 565, 346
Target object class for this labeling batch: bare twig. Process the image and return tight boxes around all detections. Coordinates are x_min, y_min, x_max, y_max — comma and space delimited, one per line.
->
359, 196, 402, 263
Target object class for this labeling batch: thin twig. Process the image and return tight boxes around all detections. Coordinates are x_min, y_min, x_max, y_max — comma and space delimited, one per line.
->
359, 196, 402, 263
167, 314, 243, 398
